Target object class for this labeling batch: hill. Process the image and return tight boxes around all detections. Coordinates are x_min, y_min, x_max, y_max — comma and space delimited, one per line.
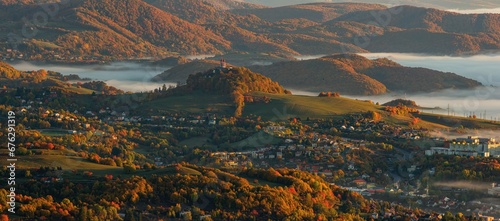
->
9, 161, 421, 220
202, 0, 267, 10
330, 6, 500, 54
249, 54, 482, 95
0, 61, 22, 79
152, 60, 224, 83
0, 0, 232, 59
144, 0, 297, 56
254, 57, 387, 95
168, 66, 290, 116
383, 99, 419, 108
151, 53, 291, 82
153, 54, 482, 95
233, 2, 387, 22
2, 1, 500, 61
240, 0, 500, 10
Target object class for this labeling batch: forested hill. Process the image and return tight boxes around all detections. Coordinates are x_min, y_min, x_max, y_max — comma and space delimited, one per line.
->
2, 0, 500, 61
154, 54, 482, 95
4, 163, 420, 220
0, 61, 21, 79
249, 54, 482, 95
170, 66, 291, 116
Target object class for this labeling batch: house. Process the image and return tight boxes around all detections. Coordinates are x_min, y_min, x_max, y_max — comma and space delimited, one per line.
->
348, 164, 356, 170
476, 215, 495, 221
407, 165, 417, 173
488, 183, 500, 196
320, 169, 333, 177
180, 211, 191, 219
276, 152, 283, 159
200, 215, 212, 221
353, 179, 367, 187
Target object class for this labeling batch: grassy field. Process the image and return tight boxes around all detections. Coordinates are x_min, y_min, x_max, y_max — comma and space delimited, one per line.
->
18, 155, 118, 171
179, 136, 216, 148
30, 39, 62, 49
141, 92, 380, 118
245, 92, 380, 120
416, 112, 500, 129
139, 92, 500, 130
230, 131, 281, 149
39, 129, 73, 137
65, 86, 95, 95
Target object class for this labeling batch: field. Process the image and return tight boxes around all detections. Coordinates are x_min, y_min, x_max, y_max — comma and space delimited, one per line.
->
245, 92, 381, 120
230, 131, 281, 149
416, 112, 500, 129
139, 92, 500, 130
39, 129, 73, 137
179, 136, 216, 148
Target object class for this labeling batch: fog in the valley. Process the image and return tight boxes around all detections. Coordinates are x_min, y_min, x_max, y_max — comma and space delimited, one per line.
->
446, 7, 500, 14
358, 53, 500, 87
185, 54, 216, 60
430, 130, 500, 140
9, 61, 174, 93
356, 53, 500, 118
291, 53, 500, 118
433, 181, 493, 191
8, 53, 500, 118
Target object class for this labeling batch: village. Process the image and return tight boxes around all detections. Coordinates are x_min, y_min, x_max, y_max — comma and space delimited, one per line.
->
4, 87, 500, 220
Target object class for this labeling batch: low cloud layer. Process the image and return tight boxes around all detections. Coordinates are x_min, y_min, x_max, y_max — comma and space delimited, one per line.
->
9, 54, 500, 117
359, 53, 500, 87
433, 181, 493, 191
446, 7, 500, 14
10, 61, 174, 92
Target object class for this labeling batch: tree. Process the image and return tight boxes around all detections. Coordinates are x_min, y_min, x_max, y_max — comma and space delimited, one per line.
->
78, 206, 88, 221
24, 170, 31, 178
124, 164, 136, 174
125, 208, 135, 221
0, 214, 8, 221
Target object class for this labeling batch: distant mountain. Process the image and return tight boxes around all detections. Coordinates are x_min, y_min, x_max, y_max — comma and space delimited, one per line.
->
1, 1, 500, 60
330, 6, 500, 54
252, 55, 388, 95
233, 3, 386, 22
153, 54, 482, 95
241, 0, 500, 10
249, 54, 482, 95
152, 60, 223, 83
202, 0, 267, 10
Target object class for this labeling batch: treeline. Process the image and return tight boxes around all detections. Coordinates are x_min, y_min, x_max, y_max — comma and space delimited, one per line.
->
425, 155, 500, 181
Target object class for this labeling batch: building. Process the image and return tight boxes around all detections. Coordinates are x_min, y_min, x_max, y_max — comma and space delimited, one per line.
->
488, 183, 500, 196
425, 136, 500, 157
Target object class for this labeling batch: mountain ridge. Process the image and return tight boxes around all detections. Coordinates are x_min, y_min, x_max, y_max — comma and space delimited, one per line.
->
1, 0, 500, 60
153, 54, 482, 95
